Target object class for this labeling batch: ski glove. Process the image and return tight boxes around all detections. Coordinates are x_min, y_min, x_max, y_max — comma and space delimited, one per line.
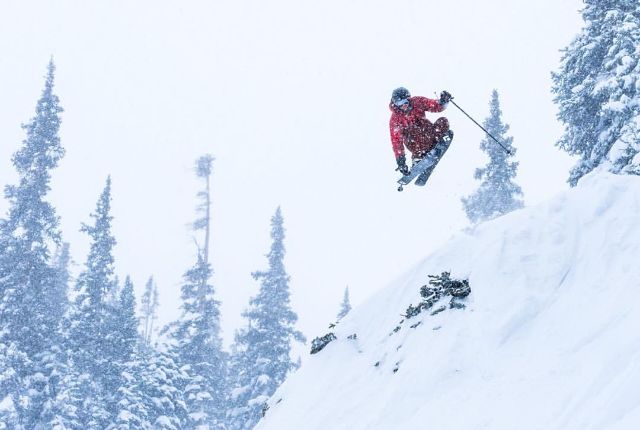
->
439, 90, 453, 105
396, 155, 410, 176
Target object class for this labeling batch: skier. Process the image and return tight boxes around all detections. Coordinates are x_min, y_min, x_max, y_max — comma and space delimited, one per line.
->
389, 87, 453, 185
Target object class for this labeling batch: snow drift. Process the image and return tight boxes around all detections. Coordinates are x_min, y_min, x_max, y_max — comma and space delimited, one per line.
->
257, 173, 640, 430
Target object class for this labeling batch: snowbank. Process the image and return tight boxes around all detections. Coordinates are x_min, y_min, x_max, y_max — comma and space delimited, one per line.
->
257, 173, 640, 430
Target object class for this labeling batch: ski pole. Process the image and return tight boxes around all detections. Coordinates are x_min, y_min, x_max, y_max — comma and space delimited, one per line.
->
449, 99, 512, 155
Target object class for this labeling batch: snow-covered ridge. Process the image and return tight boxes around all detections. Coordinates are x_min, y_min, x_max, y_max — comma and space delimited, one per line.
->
257, 173, 640, 430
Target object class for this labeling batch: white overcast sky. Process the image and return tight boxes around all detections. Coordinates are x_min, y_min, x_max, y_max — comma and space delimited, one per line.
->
0, 0, 583, 346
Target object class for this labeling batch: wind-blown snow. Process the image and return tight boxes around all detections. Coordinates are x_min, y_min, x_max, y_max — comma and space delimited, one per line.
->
257, 173, 640, 430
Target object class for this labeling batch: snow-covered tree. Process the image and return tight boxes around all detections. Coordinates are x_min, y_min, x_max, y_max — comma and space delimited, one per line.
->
140, 276, 159, 348
106, 276, 139, 373
0, 344, 29, 428
32, 345, 81, 429
337, 286, 352, 320
170, 254, 227, 429
107, 278, 150, 430
98, 273, 189, 429
50, 242, 72, 329
194, 154, 215, 264
552, 0, 640, 185
462, 90, 524, 224
0, 58, 65, 357
66, 177, 119, 428
167, 154, 226, 429
227, 207, 306, 430
107, 361, 149, 430
138, 350, 190, 429
68, 177, 117, 374
0, 59, 69, 428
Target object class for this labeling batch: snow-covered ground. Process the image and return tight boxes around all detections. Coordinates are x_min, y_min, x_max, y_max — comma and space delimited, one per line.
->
257, 172, 640, 430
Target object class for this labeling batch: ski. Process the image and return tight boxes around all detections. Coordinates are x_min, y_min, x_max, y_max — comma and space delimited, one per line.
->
397, 131, 453, 191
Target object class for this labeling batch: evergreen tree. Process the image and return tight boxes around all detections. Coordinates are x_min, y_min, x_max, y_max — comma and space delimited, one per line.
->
140, 276, 159, 348
0, 58, 65, 357
138, 350, 190, 429
227, 207, 306, 430
337, 286, 352, 320
68, 177, 117, 375
0, 59, 69, 428
194, 154, 215, 264
104, 276, 140, 410
72, 375, 110, 429
66, 177, 118, 428
109, 276, 139, 367
0, 344, 29, 428
552, 0, 640, 185
32, 345, 81, 429
171, 254, 227, 429
50, 242, 72, 333
168, 154, 226, 429
107, 361, 149, 430
107, 278, 150, 430
462, 90, 524, 224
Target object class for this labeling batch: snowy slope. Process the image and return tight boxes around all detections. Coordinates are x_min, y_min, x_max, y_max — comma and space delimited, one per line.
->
257, 173, 640, 430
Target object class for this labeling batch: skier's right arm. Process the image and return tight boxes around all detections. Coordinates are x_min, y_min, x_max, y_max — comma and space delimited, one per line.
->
390, 117, 409, 174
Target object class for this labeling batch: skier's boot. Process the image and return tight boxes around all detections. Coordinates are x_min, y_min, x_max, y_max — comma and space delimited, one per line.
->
414, 130, 454, 186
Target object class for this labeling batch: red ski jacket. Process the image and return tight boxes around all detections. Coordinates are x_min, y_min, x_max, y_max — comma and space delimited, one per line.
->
389, 96, 448, 160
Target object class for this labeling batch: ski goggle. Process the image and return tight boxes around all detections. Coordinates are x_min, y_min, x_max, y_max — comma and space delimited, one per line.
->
393, 98, 409, 107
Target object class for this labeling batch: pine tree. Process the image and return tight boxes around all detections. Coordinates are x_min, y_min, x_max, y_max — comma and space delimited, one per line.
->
171, 254, 226, 429
168, 154, 227, 429
0, 58, 65, 357
50, 242, 72, 334
0, 343, 29, 428
337, 286, 352, 320
194, 154, 215, 264
104, 276, 140, 398
107, 361, 149, 430
140, 276, 159, 349
33, 345, 81, 429
0, 59, 69, 428
110, 277, 139, 366
107, 277, 151, 430
66, 177, 118, 428
138, 349, 190, 429
462, 90, 524, 224
227, 207, 306, 430
552, 0, 640, 185
68, 177, 117, 375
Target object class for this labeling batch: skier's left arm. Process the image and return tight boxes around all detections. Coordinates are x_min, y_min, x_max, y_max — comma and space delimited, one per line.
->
412, 91, 453, 112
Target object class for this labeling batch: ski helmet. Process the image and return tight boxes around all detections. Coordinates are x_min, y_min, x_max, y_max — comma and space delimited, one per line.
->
391, 87, 411, 106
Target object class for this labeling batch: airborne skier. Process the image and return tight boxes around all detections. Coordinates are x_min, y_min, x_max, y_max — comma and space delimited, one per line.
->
389, 87, 454, 187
